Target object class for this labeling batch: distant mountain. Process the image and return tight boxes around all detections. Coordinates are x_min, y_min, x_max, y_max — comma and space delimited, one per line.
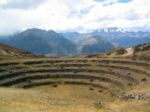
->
77, 35, 114, 54
2, 27, 148, 56
91, 28, 150, 47
62, 32, 81, 43
0, 28, 77, 56
63, 27, 150, 48
63, 33, 114, 54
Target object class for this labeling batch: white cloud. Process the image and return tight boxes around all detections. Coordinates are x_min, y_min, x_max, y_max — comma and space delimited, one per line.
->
0, 0, 150, 35
0, 0, 47, 9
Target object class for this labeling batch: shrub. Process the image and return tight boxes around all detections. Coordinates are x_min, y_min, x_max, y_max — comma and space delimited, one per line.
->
23, 51, 32, 54
74, 70, 78, 73
89, 87, 94, 91
135, 44, 150, 53
141, 78, 147, 82
27, 79, 31, 83
128, 83, 133, 86
93, 100, 103, 109
116, 48, 127, 55
98, 90, 103, 93
107, 52, 111, 55
89, 79, 94, 82
60, 66, 64, 69
128, 72, 131, 75
52, 84, 58, 88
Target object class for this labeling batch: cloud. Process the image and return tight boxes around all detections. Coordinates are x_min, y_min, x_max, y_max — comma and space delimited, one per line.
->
0, 0, 150, 35
0, 0, 47, 9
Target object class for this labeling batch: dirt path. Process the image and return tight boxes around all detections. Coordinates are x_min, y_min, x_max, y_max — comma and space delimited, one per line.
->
123, 48, 134, 57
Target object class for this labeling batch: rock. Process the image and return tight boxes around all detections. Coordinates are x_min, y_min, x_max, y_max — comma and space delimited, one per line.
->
119, 93, 149, 100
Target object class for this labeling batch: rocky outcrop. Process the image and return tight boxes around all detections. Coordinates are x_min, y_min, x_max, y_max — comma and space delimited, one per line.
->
119, 93, 150, 100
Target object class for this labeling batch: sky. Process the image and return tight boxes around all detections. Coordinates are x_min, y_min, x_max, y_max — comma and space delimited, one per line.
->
0, 0, 150, 35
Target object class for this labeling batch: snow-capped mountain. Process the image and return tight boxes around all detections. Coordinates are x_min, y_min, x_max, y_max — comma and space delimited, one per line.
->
63, 27, 150, 48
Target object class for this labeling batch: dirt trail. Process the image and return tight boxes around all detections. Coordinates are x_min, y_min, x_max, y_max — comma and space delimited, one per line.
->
123, 48, 134, 57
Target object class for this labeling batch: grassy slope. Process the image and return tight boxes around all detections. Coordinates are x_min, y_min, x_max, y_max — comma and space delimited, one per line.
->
106, 43, 150, 59
0, 43, 39, 61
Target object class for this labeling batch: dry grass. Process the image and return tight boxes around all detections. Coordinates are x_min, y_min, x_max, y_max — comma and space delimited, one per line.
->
0, 83, 149, 112
0, 46, 149, 112
0, 86, 110, 112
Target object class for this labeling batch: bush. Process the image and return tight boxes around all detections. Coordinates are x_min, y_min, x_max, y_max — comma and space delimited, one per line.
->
134, 44, 150, 53
128, 72, 131, 75
52, 84, 58, 87
116, 48, 127, 55
98, 90, 103, 93
89, 79, 94, 82
89, 87, 94, 91
128, 83, 133, 86
27, 79, 31, 83
23, 51, 32, 54
141, 78, 147, 82
93, 100, 103, 109
60, 66, 64, 69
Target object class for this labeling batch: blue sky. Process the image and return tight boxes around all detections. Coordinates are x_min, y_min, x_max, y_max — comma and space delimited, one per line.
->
94, 0, 132, 3
0, 0, 149, 35
119, 0, 131, 3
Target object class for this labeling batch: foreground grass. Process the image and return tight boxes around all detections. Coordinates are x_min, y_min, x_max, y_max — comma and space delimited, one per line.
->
0, 86, 106, 112
0, 84, 149, 112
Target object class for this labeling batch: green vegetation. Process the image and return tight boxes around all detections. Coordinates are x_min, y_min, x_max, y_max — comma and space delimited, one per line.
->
116, 48, 127, 55
135, 44, 150, 52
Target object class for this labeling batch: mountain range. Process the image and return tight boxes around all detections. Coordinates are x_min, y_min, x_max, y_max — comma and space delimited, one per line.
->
0, 27, 149, 56
63, 27, 150, 48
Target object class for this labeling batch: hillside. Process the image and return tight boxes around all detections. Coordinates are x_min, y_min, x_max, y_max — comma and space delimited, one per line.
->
133, 43, 150, 59
0, 43, 37, 60
105, 43, 150, 59
0, 43, 149, 112
80, 36, 114, 54
0, 28, 77, 56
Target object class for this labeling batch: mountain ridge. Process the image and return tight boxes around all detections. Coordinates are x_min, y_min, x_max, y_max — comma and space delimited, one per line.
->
0, 27, 149, 56
0, 28, 77, 56
63, 27, 150, 48
0, 28, 115, 56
